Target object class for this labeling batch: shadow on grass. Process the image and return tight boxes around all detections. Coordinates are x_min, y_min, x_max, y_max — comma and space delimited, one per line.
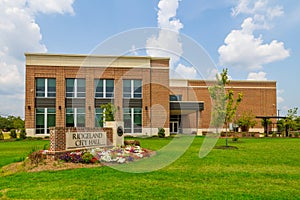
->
214, 146, 238, 150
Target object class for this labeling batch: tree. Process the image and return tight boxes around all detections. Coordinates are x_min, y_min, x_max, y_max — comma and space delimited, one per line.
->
100, 103, 116, 123
237, 111, 257, 132
209, 68, 243, 146
285, 107, 298, 131
0, 115, 24, 131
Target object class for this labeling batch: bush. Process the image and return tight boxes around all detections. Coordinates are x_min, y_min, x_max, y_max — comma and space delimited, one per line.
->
19, 128, 26, 139
9, 129, 17, 139
158, 128, 165, 138
28, 151, 43, 165
0, 130, 4, 140
82, 152, 96, 164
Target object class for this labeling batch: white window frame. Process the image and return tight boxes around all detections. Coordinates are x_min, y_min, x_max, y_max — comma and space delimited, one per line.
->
95, 79, 114, 98
66, 78, 86, 98
36, 78, 56, 98
35, 108, 55, 134
123, 79, 142, 99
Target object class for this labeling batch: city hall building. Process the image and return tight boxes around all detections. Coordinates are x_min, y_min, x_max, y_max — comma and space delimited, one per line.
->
25, 53, 277, 137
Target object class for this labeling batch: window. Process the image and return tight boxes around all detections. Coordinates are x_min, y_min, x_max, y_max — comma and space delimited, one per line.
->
36, 78, 56, 97
66, 108, 85, 127
35, 108, 56, 134
66, 79, 86, 98
170, 95, 182, 101
123, 108, 142, 133
95, 108, 104, 127
94, 79, 114, 98
123, 80, 142, 98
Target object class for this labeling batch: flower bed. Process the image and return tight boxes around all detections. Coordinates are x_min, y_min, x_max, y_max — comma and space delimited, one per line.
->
58, 146, 153, 164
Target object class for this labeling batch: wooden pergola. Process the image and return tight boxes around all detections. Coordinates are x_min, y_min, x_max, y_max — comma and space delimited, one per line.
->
256, 116, 287, 137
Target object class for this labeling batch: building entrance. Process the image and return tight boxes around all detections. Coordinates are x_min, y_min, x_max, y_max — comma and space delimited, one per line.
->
170, 121, 179, 134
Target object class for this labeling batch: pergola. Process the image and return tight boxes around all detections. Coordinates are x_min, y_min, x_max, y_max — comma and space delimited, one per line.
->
256, 116, 287, 137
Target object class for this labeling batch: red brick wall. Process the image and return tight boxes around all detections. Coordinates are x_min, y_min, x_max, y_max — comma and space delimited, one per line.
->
25, 58, 170, 132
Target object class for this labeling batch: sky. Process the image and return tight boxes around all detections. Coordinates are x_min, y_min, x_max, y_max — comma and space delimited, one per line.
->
0, 0, 299, 118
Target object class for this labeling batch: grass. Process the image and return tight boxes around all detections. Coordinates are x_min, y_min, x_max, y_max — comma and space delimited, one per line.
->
0, 140, 49, 167
0, 137, 300, 199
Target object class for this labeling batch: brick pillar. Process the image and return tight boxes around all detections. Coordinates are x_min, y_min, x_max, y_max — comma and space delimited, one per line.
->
85, 70, 95, 127
56, 68, 65, 127
50, 127, 66, 151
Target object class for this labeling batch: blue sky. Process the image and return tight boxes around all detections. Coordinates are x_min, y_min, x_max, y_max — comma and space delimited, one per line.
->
0, 0, 299, 117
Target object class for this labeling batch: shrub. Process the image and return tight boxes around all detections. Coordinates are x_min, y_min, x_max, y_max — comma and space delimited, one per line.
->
19, 128, 26, 139
294, 132, 299, 138
82, 152, 96, 164
28, 151, 43, 165
158, 128, 165, 138
9, 129, 17, 139
0, 130, 4, 140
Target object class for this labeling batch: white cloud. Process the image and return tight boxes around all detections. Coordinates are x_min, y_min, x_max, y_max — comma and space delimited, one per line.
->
157, 0, 183, 31
28, 0, 75, 14
146, 0, 183, 68
0, 0, 75, 117
231, 0, 283, 20
173, 63, 197, 79
219, 1, 289, 71
247, 71, 267, 80
277, 96, 284, 104
277, 89, 284, 104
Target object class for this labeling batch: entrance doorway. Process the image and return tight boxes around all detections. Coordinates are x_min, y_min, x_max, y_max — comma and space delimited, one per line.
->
170, 121, 179, 134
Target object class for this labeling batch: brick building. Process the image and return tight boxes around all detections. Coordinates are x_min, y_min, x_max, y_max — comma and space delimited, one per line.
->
25, 53, 277, 137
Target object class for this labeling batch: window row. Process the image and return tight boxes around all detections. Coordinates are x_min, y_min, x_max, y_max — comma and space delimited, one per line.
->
35, 78, 142, 98
35, 107, 142, 134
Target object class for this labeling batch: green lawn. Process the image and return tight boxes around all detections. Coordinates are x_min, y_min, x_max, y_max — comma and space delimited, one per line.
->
0, 137, 300, 199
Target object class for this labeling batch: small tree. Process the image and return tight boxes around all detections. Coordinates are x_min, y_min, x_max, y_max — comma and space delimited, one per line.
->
237, 111, 257, 132
285, 108, 298, 131
100, 103, 116, 123
9, 129, 17, 139
19, 128, 27, 139
0, 130, 4, 140
209, 68, 243, 147
158, 128, 165, 138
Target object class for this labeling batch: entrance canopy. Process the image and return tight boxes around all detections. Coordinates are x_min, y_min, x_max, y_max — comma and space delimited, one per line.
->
170, 101, 204, 115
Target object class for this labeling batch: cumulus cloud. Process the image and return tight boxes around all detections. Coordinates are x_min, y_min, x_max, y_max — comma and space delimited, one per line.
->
28, 0, 75, 14
277, 96, 284, 104
146, 0, 183, 68
247, 71, 267, 80
173, 63, 197, 79
0, 0, 75, 116
277, 89, 284, 104
219, 0, 289, 72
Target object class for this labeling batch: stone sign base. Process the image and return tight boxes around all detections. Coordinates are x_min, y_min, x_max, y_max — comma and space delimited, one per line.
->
50, 127, 113, 152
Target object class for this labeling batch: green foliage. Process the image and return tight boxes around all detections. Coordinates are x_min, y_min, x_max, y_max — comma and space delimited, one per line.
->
82, 152, 95, 164
1, 139, 300, 199
19, 128, 27, 140
237, 111, 257, 132
208, 69, 227, 129
261, 118, 272, 127
277, 119, 285, 132
209, 68, 243, 130
0, 115, 24, 131
225, 90, 243, 126
158, 128, 165, 138
0, 130, 4, 140
9, 129, 17, 139
285, 107, 298, 131
100, 103, 116, 122
209, 68, 242, 147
